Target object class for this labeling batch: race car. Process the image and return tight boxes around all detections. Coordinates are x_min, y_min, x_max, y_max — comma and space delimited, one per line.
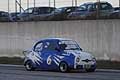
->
23, 38, 96, 72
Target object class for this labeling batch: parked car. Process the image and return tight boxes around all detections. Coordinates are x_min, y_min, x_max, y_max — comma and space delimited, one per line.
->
67, 2, 114, 20
23, 38, 96, 72
114, 7, 120, 11
18, 7, 56, 21
47, 6, 78, 21
109, 7, 120, 19
0, 11, 10, 22
9, 12, 20, 21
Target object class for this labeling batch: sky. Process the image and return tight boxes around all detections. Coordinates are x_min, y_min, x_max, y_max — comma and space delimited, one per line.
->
0, 0, 119, 12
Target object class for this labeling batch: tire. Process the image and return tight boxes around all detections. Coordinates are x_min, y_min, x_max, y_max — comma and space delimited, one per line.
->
59, 62, 69, 72
25, 61, 35, 71
86, 68, 96, 72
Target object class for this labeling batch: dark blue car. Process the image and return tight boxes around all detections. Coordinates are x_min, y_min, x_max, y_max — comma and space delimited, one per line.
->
0, 11, 10, 22
23, 38, 96, 72
47, 6, 78, 21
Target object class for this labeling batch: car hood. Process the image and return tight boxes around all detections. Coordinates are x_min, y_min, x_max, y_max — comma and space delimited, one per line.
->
64, 50, 93, 60
79, 51, 93, 60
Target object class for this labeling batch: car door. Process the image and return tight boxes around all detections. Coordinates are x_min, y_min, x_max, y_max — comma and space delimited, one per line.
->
33, 41, 44, 68
40, 41, 59, 70
99, 3, 113, 18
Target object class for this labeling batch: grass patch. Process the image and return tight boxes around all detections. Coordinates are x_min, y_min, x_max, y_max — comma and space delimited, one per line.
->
0, 57, 120, 69
97, 60, 120, 70
0, 57, 24, 65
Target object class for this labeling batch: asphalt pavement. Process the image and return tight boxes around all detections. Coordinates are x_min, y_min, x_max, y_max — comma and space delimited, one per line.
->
0, 64, 120, 80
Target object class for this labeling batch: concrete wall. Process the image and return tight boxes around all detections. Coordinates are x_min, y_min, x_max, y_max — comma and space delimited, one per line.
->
0, 20, 120, 60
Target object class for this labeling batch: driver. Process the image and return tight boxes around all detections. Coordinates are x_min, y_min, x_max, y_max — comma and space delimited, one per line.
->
59, 43, 67, 50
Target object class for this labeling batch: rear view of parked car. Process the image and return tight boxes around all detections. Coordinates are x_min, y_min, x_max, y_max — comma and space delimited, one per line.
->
67, 2, 114, 20
0, 11, 10, 22
18, 7, 55, 21
47, 6, 78, 21
9, 12, 20, 22
109, 7, 120, 19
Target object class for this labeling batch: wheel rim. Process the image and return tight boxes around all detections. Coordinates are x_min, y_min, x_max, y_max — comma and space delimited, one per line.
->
26, 62, 32, 70
60, 62, 67, 72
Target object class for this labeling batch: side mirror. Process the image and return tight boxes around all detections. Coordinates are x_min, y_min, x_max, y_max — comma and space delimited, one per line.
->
80, 48, 83, 51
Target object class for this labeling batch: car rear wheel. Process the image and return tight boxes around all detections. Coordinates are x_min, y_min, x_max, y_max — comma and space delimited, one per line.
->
59, 62, 69, 72
25, 61, 35, 71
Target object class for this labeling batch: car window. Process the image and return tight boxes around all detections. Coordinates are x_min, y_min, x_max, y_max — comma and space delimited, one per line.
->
1, 12, 8, 17
77, 5, 87, 11
44, 42, 56, 50
59, 40, 81, 50
34, 42, 43, 52
38, 8, 54, 14
87, 4, 95, 11
66, 8, 73, 12
100, 3, 113, 10
24, 8, 33, 13
54, 8, 63, 13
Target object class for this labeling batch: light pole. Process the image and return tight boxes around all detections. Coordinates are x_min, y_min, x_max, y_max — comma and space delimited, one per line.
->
15, 0, 18, 21
34, 0, 36, 8
75, 0, 77, 6
97, 0, 100, 19
72, 0, 74, 6
8, 0, 10, 21
119, 0, 120, 17
27, 0, 29, 10
15, 0, 17, 13
54, 0, 56, 8
8, 0, 10, 13
49, 0, 50, 7
19, 0, 21, 13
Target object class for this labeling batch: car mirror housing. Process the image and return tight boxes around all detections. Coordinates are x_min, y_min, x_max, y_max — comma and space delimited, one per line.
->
80, 48, 83, 51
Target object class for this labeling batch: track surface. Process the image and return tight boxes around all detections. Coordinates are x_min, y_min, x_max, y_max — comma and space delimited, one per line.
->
0, 64, 120, 80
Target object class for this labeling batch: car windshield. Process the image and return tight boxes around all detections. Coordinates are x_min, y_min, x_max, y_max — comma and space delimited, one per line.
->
53, 8, 65, 13
59, 40, 81, 50
76, 4, 87, 11
38, 8, 54, 14
24, 8, 33, 13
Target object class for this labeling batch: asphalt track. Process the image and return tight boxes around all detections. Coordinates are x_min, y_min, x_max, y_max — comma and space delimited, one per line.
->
0, 64, 120, 80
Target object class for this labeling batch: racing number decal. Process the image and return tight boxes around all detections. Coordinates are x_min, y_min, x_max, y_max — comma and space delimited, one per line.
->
47, 55, 52, 65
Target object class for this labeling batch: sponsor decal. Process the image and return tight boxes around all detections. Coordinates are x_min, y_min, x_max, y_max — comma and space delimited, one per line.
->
28, 51, 43, 65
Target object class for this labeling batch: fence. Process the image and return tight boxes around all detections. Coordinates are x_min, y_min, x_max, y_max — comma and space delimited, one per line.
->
0, 0, 120, 22
3, 0, 119, 12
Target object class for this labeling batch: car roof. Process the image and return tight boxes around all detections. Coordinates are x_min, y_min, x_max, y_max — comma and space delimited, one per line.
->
58, 6, 78, 9
28, 7, 56, 9
0, 11, 8, 13
39, 38, 73, 42
81, 1, 111, 5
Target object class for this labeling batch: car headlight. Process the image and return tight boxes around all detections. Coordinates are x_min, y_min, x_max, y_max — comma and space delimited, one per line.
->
76, 57, 80, 63
92, 57, 96, 62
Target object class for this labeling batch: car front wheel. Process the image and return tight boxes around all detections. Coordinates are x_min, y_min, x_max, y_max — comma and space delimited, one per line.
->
25, 61, 35, 71
59, 62, 69, 72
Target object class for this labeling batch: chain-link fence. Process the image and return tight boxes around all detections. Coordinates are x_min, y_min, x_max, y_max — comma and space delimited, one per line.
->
0, 0, 120, 22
